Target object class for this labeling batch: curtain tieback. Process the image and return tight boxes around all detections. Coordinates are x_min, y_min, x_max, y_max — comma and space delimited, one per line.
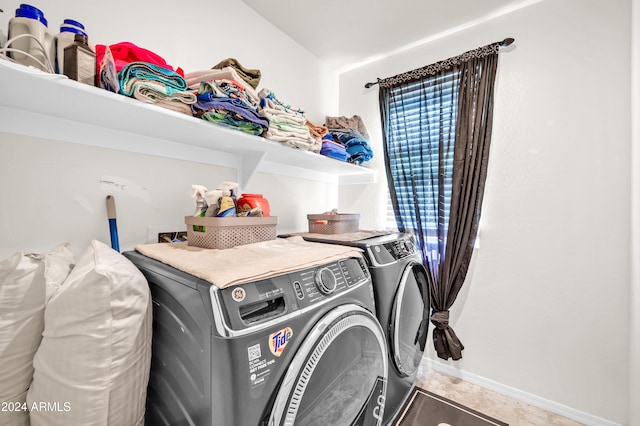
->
430, 310, 450, 330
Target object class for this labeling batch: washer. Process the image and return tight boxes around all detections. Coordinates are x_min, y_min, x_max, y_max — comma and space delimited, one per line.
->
123, 250, 389, 426
297, 233, 430, 425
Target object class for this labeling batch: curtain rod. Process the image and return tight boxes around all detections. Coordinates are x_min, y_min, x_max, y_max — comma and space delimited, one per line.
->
364, 37, 514, 89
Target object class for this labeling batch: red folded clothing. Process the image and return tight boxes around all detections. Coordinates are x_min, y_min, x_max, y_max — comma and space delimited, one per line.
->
95, 41, 184, 77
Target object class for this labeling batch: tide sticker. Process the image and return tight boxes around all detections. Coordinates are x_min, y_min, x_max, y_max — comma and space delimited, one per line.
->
269, 327, 293, 357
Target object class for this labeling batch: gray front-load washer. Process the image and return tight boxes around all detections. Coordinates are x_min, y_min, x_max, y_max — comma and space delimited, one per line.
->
124, 250, 389, 426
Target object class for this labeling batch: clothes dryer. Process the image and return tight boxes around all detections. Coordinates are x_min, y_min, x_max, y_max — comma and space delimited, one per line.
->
294, 233, 430, 426
124, 251, 389, 426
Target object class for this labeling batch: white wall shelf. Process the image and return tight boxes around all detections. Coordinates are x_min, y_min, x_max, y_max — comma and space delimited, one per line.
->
0, 60, 376, 188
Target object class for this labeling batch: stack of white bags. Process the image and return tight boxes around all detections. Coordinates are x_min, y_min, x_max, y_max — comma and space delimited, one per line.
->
0, 240, 152, 426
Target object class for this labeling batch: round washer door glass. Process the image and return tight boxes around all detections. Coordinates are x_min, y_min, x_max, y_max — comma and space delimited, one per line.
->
269, 305, 388, 426
390, 262, 430, 377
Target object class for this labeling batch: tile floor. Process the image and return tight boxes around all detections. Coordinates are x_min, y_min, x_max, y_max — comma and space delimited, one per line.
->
414, 362, 585, 426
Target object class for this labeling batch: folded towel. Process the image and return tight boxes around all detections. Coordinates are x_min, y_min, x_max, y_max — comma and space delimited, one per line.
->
259, 106, 307, 125
306, 119, 329, 139
264, 132, 316, 150
325, 115, 370, 140
132, 82, 196, 115
134, 236, 363, 289
320, 140, 349, 161
322, 133, 336, 142
308, 136, 322, 153
119, 62, 188, 97
330, 129, 374, 164
286, 230, 393, 243
305, 120, 327, 153
184, 67, 260, 103
344, 138, 374, 164
266, 120, 311, 136
132, 80, 196, 103
146, 99, 193, 116
212, 58, 262, 89
198, 80, 258, 109
258, 88, 305, 116
199, 110, 267, 135
192, 96, 269, 133
260, 112, 315, 149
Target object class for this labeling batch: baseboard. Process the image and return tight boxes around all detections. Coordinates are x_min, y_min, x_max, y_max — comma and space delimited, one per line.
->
423, 358, 621, 426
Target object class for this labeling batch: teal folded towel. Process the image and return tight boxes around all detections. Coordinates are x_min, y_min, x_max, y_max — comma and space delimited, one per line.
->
118, 61, 188, 97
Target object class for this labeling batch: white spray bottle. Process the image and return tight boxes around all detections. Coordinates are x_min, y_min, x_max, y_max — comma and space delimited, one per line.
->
205, 190, 222, 217
190, 185, 208, 232
191, 185, 209, 217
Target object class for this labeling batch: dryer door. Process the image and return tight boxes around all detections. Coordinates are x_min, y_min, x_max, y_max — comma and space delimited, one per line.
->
269, 304, 388, 426
389, 261, 430, 377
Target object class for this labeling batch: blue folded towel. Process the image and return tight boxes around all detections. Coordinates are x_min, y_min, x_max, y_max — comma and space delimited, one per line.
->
320, 141, 349, 161
330, 129, 374, 164
192, 95, 269, 134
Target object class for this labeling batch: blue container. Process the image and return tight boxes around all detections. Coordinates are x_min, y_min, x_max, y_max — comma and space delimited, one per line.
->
15, 3, 47, 27
60, 24, 87, 37
63, 19, 84, 29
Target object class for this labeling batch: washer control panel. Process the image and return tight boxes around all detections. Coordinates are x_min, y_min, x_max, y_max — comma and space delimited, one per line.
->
219, 257, 370, 331
289, 257, 369, 309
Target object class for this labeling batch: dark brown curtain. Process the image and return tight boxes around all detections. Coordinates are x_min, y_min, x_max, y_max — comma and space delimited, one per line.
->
379, 43, 500, 360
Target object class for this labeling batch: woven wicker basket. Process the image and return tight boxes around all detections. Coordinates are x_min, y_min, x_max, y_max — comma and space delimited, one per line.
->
185, 216, 277, 249
307, 214, 360, 234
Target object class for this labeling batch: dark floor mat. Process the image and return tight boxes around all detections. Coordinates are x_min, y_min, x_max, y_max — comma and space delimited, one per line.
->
394, 387, 508, 426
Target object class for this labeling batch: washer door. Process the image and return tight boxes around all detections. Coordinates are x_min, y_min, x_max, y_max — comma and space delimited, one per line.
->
269, 304, 388, 426
389, 261, 430, 377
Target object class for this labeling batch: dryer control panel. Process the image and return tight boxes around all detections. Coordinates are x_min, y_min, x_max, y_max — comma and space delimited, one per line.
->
367, 235, 417, 266
216, 257, 369, 333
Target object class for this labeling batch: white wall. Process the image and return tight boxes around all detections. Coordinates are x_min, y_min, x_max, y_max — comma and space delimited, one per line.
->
339, 0, 631, 424
0, 134, 338, 259
631, 0, 640, 424
0, 0, 341, 259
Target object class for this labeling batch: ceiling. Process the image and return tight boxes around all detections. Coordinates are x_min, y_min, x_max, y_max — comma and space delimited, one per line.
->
239, 0, 531, 72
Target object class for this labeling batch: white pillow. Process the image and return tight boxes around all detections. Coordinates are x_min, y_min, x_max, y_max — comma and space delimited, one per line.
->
0, 244, 75, 426
27, 240, 152, 426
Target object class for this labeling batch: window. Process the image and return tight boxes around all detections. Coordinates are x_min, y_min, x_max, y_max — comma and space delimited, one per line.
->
379, 43, 501, 361
384, 70, 459, 242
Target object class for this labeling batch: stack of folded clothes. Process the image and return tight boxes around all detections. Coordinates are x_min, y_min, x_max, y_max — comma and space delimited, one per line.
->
329, 129, 374, 164
325, 115, 374, 164
118, 62, 196, 115
191, 79, 268, 136
185, 60, 268, 135
258, 89, 315, 150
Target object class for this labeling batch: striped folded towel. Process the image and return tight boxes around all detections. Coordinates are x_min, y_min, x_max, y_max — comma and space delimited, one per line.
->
131, 81, 196, 115
118, 61, 188, 97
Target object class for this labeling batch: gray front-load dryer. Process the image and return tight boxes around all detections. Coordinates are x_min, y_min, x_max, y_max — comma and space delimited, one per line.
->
293, 233, 430, 426
124, 251, 389, 426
